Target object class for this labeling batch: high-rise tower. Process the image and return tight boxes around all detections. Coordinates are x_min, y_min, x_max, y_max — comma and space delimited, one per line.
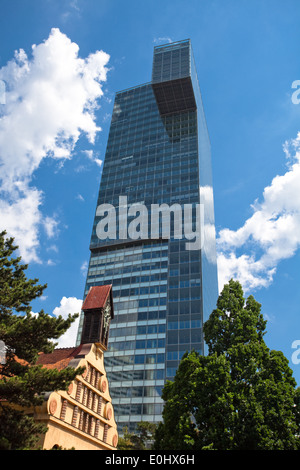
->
76, 40, 218, 432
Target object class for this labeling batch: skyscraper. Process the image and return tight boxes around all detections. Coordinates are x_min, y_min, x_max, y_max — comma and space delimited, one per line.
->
76, 39, 218, 432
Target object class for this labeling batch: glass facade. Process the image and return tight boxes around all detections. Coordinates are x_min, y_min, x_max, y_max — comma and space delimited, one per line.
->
76, 40, 218, 432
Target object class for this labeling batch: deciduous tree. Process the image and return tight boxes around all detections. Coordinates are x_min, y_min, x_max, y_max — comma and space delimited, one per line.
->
154, 279, 300, 450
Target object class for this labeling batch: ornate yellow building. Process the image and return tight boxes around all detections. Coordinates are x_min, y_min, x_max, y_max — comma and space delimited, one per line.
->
34, 284, 119, 450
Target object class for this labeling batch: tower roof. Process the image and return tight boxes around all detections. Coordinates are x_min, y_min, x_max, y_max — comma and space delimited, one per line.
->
82, 285, 113, 314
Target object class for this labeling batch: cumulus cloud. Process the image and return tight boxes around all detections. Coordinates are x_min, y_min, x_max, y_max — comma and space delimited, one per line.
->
0, 28, 110, 262
52, 296, 83, 348
217, 132, 300, 292
0, 187, 43, 263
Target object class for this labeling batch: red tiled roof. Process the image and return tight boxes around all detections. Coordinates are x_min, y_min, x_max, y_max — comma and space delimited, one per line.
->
36, 345, 83, 371
82, 285, 112, 311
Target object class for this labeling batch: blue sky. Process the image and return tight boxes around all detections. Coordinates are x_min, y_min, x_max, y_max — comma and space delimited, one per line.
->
1, 0, 300, 383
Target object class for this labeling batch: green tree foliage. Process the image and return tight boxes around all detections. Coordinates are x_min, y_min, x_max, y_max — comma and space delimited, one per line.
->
154, 279, 300, 450
0, 231, 84, 449
117, 422, 157, 450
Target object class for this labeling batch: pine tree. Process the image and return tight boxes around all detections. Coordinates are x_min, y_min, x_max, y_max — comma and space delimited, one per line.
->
0, 231, 83, 449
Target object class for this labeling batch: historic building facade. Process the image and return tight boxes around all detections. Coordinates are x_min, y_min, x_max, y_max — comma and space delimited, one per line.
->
34, 285, 118, 450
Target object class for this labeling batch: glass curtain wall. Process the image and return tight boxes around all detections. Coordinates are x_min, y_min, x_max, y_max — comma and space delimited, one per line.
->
76, 40, 218, 432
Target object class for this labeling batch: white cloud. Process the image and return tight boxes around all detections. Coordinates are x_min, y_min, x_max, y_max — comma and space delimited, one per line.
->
76, 193, 85, 202
52, 296, 83, 348
0, 187, 43, 263
153, 37, 173, 44
43, 215, 60, 239
0, 28, 110, 262
80, 260, 88, 277
94, 158, 103, 167
82, 149, 103, 167
70, 0, 80, 12
217, 132, 300, 292
47, 259, 56, 266
47, 244, 59, 253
